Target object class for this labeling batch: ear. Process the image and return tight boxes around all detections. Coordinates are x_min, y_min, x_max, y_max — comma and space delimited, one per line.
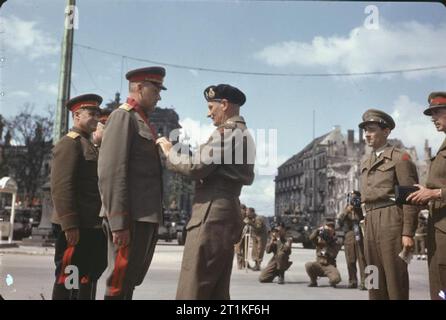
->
221, 99, 229, 111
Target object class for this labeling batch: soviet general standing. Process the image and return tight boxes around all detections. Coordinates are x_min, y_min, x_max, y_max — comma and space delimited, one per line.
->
98, 67, 166, 300
50, 94, 107, 300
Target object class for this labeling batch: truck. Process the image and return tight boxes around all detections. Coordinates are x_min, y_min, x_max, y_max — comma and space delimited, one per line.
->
158, 208, 190, 245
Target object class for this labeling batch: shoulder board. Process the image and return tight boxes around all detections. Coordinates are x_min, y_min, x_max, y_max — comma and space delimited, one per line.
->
119, 103, 134, 112
66, 131, 80, 139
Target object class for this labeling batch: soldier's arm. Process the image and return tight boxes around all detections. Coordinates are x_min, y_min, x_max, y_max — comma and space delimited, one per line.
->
265, 239, 277, 254
50, 138, 80, 231
165, 129, 224, 180
98, 110, 132, 232
309, 229, 319, 243
395, 154, 420, 237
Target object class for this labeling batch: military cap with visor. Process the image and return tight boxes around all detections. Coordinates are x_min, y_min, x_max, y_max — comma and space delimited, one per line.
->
203, 84, 246, 106
125, 66, 167, 90
66, 93, 102, 113
358, 109, 395, 130
423, 92, 446, 116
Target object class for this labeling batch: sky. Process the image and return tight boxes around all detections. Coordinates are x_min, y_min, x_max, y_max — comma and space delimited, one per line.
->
0, 0, 445, 215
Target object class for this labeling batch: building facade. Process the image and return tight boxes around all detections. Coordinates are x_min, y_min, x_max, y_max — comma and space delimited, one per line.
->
275, 126, 429, 226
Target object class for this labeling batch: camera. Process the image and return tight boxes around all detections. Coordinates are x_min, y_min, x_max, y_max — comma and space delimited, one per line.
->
318, 227, 333, 242
347, 191, 361, 209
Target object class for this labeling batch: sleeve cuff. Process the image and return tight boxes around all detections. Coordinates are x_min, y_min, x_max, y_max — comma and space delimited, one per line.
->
60, 214, 80, 232
108, 214, 130, 232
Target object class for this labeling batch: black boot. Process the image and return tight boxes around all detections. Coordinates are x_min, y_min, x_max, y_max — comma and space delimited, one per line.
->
52, 283, 71, 300
277, 272, 285, 284
78, 281, 97, 300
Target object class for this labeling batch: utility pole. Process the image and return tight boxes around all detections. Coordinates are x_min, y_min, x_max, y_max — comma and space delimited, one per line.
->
53, 0, 76, 144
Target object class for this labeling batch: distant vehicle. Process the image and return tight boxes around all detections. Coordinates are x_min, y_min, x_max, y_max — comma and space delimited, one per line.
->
0, 207, 41, 240
158, 208, 190, 245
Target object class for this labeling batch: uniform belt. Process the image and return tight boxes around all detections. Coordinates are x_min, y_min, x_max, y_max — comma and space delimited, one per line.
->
197, 178, 242, 196
364, 200, 395, 212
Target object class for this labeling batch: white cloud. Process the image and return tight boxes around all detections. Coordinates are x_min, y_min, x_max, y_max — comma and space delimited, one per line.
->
188, 69, 199, 77
255, 20, 446, 79
390, 95, 444, 155
240, 175, 276, 216
2, 15, 59, 59
37, 82, 58, 95
8, 90, 30, 97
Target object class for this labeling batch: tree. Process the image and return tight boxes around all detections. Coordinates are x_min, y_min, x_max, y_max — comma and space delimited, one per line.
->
4, 104, 53, 204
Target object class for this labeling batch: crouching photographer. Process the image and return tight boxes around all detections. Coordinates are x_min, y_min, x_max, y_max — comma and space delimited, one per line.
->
305, 219, 341, 287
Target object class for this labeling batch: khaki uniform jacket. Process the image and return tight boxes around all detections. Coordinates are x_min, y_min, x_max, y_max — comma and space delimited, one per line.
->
309, 229, 340, 266
50, 127, 102, 231
98, 103, 163, 232
360, 144, 419, 236
166, 115, 255, 232
426, 138, 446, 233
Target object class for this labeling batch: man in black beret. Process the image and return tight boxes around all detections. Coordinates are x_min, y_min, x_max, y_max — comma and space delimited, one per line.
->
407, 91, 446, 299
157, 83, 255, 299
359, 108, 419, 300
50, 94, 107, 300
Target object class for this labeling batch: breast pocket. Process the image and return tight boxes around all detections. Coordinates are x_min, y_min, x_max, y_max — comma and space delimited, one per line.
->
136, 121, 154, 141
374, 162, 396, 187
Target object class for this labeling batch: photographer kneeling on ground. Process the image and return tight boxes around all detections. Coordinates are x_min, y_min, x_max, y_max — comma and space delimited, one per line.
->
259, 223, 293, 284
305, 219, 341, 288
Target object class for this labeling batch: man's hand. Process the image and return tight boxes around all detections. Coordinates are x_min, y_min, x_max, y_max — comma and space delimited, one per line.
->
156, 137, 173, 156
65, 228, 80, 247
112, 229, 130, 247
406, 184, 441, 205
402, 235, 414, 250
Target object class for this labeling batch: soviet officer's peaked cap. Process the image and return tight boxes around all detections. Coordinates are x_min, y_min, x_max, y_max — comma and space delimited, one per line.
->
203, 84, 246, 106
125, 66, 167, 90
423, 92, 446, 116
358, 109, 395, 130
66, 94, 102, 112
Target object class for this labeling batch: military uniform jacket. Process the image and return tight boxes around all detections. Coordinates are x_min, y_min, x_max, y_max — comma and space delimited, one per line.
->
98, 103, 163, 232
166, 116, 255, 233
426, 138, 446, 234
265, 237, 291, 259
51, 127, 101, 231
337, 207, 364, 233
309, 229, 340, 266
360, 144, 419, 236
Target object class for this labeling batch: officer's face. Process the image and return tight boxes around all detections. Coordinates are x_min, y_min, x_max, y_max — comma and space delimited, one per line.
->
207, 100, 225, 126
430, 108, 446, 132
363, 123, 390, 150
75, 108, 100, 133
139, 81, 161, 113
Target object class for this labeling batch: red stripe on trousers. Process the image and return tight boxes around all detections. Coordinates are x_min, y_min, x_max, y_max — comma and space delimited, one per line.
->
57, 246, 75, 284
108, 246, 129, 296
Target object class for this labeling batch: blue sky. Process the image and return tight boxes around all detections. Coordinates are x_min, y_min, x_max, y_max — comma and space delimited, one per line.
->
1, 1, 445, 215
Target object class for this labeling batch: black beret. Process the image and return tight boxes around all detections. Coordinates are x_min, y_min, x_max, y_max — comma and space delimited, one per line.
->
125, 66, 166, 90
66, 93, 102, 112
358, 109, 395, 130
203, 84, 246, 106
423, 91, 446, 116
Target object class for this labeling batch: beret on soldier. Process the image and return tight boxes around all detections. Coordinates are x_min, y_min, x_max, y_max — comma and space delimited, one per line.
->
203, 84, 246, 106
125, 66, 167, 90
66, 93, 102, 112
358, 109, 395, 130
423, 91, 446, 116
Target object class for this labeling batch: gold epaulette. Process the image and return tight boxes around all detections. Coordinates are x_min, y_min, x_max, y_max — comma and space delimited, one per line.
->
119, 103, 134, 112
66, 131, 80, 139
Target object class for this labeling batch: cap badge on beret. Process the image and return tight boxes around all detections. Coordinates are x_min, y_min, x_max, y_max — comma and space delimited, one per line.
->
207, 88, 215, 99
